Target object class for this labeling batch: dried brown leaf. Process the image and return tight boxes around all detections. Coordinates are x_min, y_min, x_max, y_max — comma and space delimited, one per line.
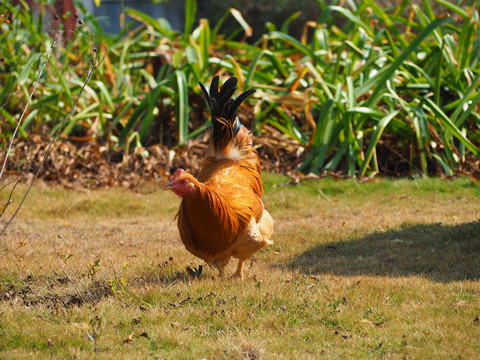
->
360, 319, 387, 327
122, 332, 134, 344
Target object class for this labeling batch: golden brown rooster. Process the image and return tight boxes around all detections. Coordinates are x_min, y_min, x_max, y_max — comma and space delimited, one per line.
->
164, 76, 274, 279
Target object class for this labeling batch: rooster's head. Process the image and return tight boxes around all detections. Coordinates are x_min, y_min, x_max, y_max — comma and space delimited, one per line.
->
164, 169, 195, 197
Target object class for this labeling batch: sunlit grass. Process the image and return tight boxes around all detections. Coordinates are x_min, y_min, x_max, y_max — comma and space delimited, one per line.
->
1, 175, 479, 358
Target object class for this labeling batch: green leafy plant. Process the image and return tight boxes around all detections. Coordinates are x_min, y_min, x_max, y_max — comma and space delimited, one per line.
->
110, 262, 141, 304
1, 0, 479, 178
186, 264, 203, 279
87, 258, 101, 279
87, 315, 102, 353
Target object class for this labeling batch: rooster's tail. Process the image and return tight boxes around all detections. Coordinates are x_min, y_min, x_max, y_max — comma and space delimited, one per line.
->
199, 76, 256, 161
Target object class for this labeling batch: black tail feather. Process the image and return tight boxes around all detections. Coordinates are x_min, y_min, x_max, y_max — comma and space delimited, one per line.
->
227, 89, 256, 121
209, 75, 219, 104
199, 81, 211, 107
199, 76, 256, 146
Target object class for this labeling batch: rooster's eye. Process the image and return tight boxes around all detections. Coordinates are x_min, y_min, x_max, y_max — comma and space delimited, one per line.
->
181, 180, 187, 185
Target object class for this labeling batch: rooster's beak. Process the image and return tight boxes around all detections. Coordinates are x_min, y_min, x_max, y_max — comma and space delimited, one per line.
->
163, 182, 172, 191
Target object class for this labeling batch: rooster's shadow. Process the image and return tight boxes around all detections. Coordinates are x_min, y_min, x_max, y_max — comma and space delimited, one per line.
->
284, 220, 480, 283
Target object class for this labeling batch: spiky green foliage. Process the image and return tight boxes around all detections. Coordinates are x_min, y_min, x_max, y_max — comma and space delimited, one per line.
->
1, 0, 479, 177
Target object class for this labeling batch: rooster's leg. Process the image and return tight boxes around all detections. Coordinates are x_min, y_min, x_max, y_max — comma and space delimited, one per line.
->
212, 257, 230, 278
231, 259, 245, 280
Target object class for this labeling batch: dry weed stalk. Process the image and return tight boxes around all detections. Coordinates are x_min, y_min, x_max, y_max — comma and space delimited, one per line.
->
0, 39, 56, 181
52, 234, 89, 303
0, 13, 105, 244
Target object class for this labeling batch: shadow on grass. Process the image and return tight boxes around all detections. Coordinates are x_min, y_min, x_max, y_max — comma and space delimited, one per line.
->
288, 220, 480, 282
0, 277, 112, 308
0, 260, 200, 309
132, 258, 202, 287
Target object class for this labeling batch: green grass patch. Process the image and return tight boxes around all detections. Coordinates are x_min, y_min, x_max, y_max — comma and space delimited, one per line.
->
1, 176, 480, 358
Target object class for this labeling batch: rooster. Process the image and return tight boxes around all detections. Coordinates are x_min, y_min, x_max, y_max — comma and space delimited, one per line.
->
164, 76, 274, 279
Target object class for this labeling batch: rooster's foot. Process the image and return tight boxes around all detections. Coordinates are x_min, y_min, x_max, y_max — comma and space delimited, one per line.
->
230, 259, 245, 280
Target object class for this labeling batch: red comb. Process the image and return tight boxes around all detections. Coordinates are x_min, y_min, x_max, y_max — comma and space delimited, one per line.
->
171, 168, 185, 181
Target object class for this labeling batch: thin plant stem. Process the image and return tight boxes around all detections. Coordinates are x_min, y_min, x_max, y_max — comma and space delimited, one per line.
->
0, 172, 26, 218
0, 243, 25, 260
0, 40, 57, 181
53, 235, 84, 302
0, 52, 106, 238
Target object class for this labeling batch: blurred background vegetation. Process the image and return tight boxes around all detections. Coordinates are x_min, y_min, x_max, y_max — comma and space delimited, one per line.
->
198, 0, 321, 41
0, 0, 479, 181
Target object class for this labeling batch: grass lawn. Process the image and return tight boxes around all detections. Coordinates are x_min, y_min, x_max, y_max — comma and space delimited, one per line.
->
1, 175, 479, 359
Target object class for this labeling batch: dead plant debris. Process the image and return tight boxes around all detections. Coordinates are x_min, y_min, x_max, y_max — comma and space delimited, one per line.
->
5, 125, 478, 189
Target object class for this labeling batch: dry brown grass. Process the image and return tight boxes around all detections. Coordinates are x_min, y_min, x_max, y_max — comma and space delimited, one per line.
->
1, 175, 479, 359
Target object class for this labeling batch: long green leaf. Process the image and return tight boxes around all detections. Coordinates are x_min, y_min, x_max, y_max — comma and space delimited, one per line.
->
124, 8, 175, 40
432, 0, 468, 18
229, 8, 252, 37
299, 99, 335, 173
432, 154, 454, 176
119, 99, 150, 143
359, 111, 399, 177
174, 70, 189, 145
364, 0, 408, 48
423, 98, 480, 157
139, 85, 164, 143
184, 0, 197, 38
94, 81, 115, 111
328, 6, 374, 37
269, 31, 325, 65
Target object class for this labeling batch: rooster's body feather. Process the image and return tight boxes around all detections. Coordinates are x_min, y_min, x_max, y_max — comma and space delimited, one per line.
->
165, 76, 273, 279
